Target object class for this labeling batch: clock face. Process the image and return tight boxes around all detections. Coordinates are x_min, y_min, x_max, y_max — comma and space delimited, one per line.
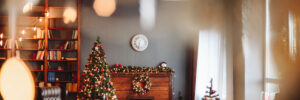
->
131, 34, 148, 51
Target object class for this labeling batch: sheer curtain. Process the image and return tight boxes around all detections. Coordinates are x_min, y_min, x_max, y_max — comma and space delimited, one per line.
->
195, 30, 227, 100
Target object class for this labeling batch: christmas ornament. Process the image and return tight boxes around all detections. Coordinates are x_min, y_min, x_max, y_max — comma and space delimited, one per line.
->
132, 74, 152, 95
159, 62, 167, 67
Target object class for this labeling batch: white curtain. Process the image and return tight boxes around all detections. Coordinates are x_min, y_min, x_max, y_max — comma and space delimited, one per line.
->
195, 30, 227, 100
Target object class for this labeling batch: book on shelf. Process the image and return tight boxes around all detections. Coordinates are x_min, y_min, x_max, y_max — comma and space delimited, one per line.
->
63, 41, 77, 50
66, 83, 77, 92
36, 28, 44, 39
37, 40, 44, 49
72, 83, 77, 92
36, 51, 45, 60
3, 39, 11, 49
48, 72, 55, 81
66, 83, 72, 92
48, 51, 62, 60
72, 30, 78, 39
47, 30, 54, 39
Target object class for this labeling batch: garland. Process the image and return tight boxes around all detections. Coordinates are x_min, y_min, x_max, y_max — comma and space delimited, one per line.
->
110, 64, 175, 73
132, 74, 152, 95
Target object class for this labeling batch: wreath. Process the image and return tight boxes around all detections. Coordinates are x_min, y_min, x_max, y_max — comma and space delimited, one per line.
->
132, 74, 152, 95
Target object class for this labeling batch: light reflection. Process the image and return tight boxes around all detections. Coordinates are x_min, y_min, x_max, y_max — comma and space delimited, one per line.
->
93, 0, 116, 17
63, 7, 77, 24
288, 12, 297, 59
23, 2, 33, 14
21, 30, 25, 35
139, 0, 156, 31
0, 58, 35, 100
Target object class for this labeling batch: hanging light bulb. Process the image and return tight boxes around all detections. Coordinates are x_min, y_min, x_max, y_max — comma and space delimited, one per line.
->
93, 0, 116, 17
33, 26, 36, 31
0, 57, 35, 100
21, 30, 25, 35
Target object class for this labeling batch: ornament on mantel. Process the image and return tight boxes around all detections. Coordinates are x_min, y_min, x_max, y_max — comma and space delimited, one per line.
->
159, 62, 167, 67
93, 0, 117, 17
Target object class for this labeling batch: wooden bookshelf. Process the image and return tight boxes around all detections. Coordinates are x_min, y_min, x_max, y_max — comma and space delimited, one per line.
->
0, 0, 81, 94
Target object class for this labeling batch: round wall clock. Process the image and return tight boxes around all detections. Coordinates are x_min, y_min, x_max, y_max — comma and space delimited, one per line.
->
131, 34, 148, 52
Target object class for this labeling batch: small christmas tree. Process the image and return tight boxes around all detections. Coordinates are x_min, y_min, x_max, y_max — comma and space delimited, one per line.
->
203, 78, 220, 100
78, 37, 117, 100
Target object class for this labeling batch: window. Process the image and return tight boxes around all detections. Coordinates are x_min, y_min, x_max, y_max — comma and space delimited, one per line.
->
195, 30, 227, 100
264, 0, 283, 99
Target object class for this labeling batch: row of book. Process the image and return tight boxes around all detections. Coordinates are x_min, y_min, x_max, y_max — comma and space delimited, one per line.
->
36, 28, 45, 39
48, 72, 74, 81
48, 51, 62, 60
36, 51, 45, 60
63, 41, 78, 49
3, 39, 21, 49
48, 30, 78, 39
2, 39, 44, 49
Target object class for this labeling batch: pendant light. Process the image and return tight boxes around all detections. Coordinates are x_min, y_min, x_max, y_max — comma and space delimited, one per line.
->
93, 0, 117, 17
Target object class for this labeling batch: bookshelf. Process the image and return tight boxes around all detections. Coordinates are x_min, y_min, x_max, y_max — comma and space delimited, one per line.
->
0, 0, 81, 94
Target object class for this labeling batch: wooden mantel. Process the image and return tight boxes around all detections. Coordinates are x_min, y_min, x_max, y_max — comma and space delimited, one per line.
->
111, 72, 173, 100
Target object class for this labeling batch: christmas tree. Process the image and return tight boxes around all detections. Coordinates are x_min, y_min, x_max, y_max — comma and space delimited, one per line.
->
78, 37, 117, 100
203, 78, 219, 100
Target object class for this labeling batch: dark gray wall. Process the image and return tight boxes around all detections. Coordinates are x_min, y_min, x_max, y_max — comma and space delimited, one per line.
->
81, 0, 194, 99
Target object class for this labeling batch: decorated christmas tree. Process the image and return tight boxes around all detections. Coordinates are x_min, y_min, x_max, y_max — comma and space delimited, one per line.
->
203, 78, 220, 100
78, 37, 117, 100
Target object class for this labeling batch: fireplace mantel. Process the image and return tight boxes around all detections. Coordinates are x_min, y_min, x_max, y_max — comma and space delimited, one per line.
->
111, 72, 173, 100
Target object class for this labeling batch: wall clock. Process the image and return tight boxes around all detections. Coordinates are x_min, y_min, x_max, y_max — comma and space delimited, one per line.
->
131, 34, 148, 52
